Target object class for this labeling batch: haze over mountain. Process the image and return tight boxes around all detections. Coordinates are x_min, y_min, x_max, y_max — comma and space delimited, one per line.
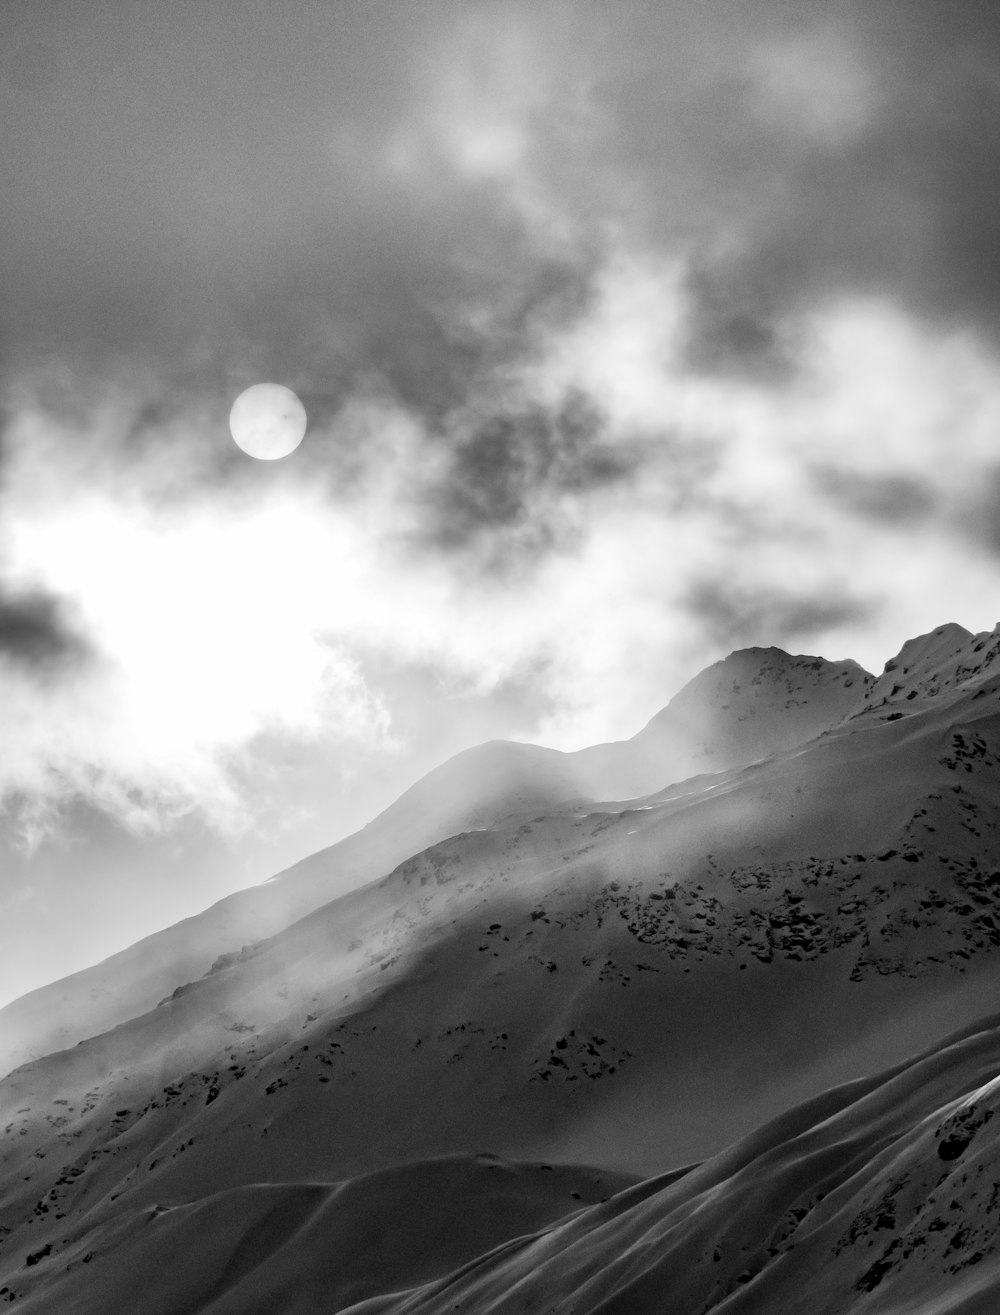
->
0, 642, 869, 1076
3, 621, 1000, 1312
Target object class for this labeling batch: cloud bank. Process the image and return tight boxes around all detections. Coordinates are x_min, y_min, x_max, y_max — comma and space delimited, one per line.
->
1, 0, 999, 839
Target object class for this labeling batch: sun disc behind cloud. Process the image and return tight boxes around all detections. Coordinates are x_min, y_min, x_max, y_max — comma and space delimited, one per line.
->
229, 383, 307, 460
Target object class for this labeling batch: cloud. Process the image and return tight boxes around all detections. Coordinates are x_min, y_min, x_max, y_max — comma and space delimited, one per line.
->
955, 464, 1000, 559
419, 392, 638, 569
663, 5, 1000, 366
0, 588, 89, 671
808, 468, 936, 526
0, 525, 391, 848
0, 0, 594, 438
5, 1, 1000, 411
2, 1, 1000, 843
683, 580, 872, 654
6, 258, 1000, 802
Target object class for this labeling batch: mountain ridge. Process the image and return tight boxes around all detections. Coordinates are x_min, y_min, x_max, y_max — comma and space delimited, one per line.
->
0, 641, 875, 1077
4, 621, 1000, 1311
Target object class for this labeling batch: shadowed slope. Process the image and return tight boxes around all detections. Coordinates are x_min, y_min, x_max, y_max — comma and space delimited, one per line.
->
6, 1156, 637, 1315
8, 1017, 1000, 1310
325, 1012, 1000, 1315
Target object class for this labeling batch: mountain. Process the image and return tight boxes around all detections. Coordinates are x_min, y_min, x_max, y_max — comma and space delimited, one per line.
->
0, 645, 869, 1076
2, 622, 1000, 1312
573, 644, 871, 798
11, 1011, 993, 1315
848, 621, 1000, 720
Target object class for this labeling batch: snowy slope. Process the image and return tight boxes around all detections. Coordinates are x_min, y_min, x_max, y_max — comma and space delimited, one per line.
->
3, 625, 1000, 1311
0, 647, 869, 1077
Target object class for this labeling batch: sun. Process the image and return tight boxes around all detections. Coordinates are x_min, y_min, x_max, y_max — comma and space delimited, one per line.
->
229, 383, 308, 460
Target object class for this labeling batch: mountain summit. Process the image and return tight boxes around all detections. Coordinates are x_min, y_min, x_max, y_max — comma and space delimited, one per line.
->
849, 621, 1000, 720
574, 644, 871, 798
3, 623, 1000, 1312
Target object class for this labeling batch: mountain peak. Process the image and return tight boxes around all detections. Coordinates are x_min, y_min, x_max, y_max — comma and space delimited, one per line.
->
845, 621, 1000, 721
637, 644, 871, 758
658, 644, 871, 710
566, 646, 872, 802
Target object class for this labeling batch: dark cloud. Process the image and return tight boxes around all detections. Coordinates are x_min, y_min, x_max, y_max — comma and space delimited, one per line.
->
680, 281, 793, 383
684, 579, 872, 654
659, 3, 1000, 368
420, 392, 637, 566
956, 465, 1000, 558
810, 467, 936, 525
0, 590, 90, 672
2, 0, 999, 562
5, 0, 999, 399
0, 0, 588, 430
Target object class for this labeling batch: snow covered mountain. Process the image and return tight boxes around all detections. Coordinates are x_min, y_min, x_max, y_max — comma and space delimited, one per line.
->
2, 622, 1000, 1312
0, 643, 870, 1075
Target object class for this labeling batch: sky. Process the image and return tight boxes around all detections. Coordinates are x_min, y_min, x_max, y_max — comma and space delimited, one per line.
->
1, 0, 1000, 1005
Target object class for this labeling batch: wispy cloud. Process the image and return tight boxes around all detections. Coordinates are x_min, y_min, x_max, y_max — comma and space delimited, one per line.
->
1, 1, 999, 841
3, 247, 1000, 839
